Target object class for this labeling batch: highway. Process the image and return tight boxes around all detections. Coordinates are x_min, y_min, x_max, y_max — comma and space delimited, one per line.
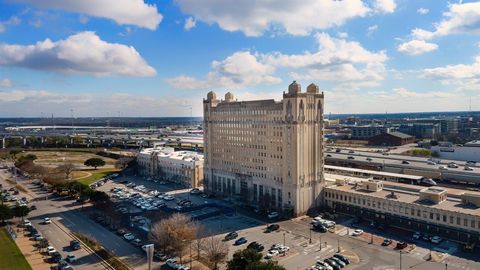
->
324, 149, 480, 184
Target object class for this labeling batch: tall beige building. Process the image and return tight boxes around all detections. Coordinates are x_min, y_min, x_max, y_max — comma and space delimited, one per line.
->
203, 81, 325, 216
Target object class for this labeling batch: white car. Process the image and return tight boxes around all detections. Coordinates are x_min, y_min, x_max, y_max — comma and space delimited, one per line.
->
427, 161, 436, 165
439, 166, 448, 170
47, 246, 56, 255
43, 217, 51, 224
311, 216, 323, 224
268, 212, 279, 219
278, 245, 290, 253
352, 229, 364, 236
123, 233, 135, 241
265, 249, 279, 259
166, 258, 180, 269
464, 166, 474, 171
163, 195, 174, 201
23, 220, 32, 227
431, 236, 442, 244
316, 260, 333, 270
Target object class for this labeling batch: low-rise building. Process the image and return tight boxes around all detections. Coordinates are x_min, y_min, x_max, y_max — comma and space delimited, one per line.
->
137, 146, 204, 188
350, 125, 397, 139
325, 179, 480, 244
368, 131, 415, 146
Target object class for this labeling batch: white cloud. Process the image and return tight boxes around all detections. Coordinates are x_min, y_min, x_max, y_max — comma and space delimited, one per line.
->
184, 17, 196, 31
372, 0, 396, 13
175, 0, 373, 36
423, 55, 480, 90
167, 51, 281, 89
0, 31, 156, 77
417, 8, 429, 15
411, 2, 480, 40
0, 89, 205, 117
367, 24, 378, 36
0, 16, 21, 33
392, 87, 454, 99
397, 40, 438, 55
15, 0, 162, 30
337, 32, 348, 39
264, 32, 388, 89
0, 78, 13, 88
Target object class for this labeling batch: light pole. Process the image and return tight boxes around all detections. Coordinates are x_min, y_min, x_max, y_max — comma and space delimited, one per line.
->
337, 239, 340, 252
319, 235, 322, 251
309, 228, 312, 244
399, 251, 402, 270
190, 241, 192, 269
283, 232, 286, 256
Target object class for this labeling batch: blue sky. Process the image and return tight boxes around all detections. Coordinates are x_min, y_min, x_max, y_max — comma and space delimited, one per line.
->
0, 0, 479, 117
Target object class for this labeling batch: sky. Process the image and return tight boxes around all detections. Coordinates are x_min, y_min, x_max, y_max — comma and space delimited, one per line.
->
0, 0, 480, 117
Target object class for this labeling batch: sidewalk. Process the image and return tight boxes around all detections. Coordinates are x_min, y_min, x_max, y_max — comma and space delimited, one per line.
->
15, 226, 52, 270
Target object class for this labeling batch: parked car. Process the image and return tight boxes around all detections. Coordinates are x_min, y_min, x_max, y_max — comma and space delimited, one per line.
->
235, 237, 247, 245
267, 212, 279, 219
265, 249, 279, 259
247, 241, 265, 252
431, 236, 442, 244
347, 156, 355, 160
330, 257, 346, 268
402, 160, 410, 164
382, 239, 392, 246
43, 217, 51, 224
166, 258, 180, 269
123, 233, 135, 241
396, 241, 408, 249
464, 166, 474, 171
352, 229, 364, 236
65, 254, 76, 263
70, 240, 81, 250
427, 161, 436, 165
224, 231, 238, 241
265, 224, 280, 233
412, 232, 421, 240
366, 157, 373, 161
448, 162, 459, 168
313, 223, 327, 233
47, 246, 57, 255
324, 258, 341, 270
333, 254, 350, 265
190, 188, 201, 195
51, 252, 62, 263
316, 260, 333, 270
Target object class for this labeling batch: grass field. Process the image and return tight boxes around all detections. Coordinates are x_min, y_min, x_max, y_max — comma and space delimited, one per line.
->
0, 228, 32, 270
25, 150, 117, 167
76, 168, 121, 185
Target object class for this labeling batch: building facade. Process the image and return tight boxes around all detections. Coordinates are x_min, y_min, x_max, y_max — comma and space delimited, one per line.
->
137, 146, 204, 188
351, 125, 397, 139
325, 180, 480, 244
203, 81, 325, 216
368, 131, 415, 146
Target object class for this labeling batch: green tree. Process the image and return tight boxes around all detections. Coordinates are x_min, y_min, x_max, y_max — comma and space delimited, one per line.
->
12, 205, 30, 221
9, 149, 22, 159
227, 248, 262, 270
90, 191, 110, 208
84, 158, 106, 169
0, 204, 13, 224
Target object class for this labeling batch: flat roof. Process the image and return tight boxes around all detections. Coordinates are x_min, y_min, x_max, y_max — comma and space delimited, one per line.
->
325, 165, 423, 180
325, 180, 480, 216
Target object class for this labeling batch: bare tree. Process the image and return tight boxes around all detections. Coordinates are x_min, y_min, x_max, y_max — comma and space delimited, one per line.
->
56, 162, 77, 180
115, 157, 133, 169
193, 223, 207, 260
203, 236, 229, 270
149, 213, 198, 261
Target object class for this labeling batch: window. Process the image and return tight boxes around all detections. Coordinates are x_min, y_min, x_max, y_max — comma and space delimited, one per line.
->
450, 216, 454, 224
464, 219, 468, 226
443, 215, 447, 222
457, 217, 461, 225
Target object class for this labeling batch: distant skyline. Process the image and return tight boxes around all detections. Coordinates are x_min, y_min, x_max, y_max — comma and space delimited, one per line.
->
0, 0, 480, 117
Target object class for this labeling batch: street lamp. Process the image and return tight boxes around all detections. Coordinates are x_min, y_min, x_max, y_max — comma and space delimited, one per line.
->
319, 235, 322, 251
283, 232, 286, 256
337, 239, 341, 252
399, 250, 402, 270
309, 228, 312, 244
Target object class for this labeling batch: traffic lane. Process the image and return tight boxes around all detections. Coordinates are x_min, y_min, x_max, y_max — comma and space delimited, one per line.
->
326, 153, 477, 174
326, 149, 478, 169
29, 200, 105, 269
54, 207, 154, 270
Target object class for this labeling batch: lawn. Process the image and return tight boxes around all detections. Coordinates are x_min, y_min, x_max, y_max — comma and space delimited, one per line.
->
75, 168, 121, 185
0, 228, 32, 270
25, 150, 117, 167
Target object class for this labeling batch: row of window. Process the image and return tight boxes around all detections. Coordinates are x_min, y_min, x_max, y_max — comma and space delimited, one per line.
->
325, 190, 480, 230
